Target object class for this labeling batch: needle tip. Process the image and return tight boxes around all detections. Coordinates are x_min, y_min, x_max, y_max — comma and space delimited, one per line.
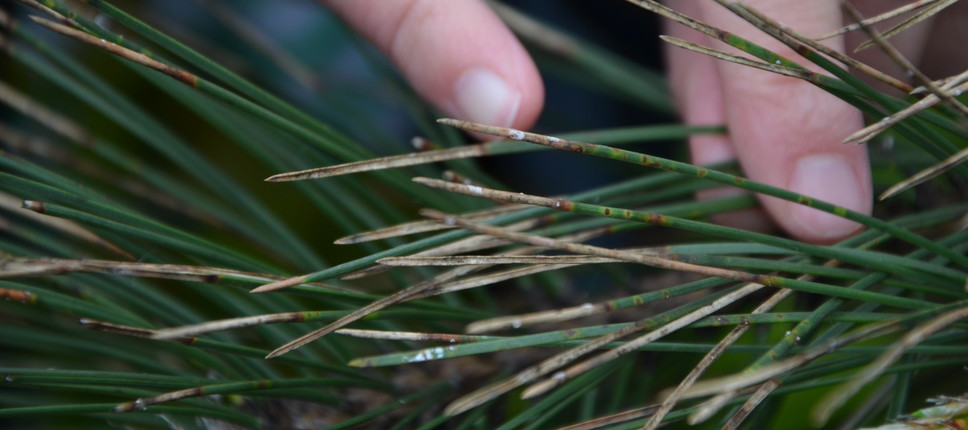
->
250, 275, 306, 293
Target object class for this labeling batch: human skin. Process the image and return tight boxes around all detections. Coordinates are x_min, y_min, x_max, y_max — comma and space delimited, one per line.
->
663, 0, 870, 243
322, 0, 958, 244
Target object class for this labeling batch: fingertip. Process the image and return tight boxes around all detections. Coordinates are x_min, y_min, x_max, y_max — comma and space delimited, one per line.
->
774, 153, 872, 244
441, 24, 543, 131
451, 66, 542, 131
325, 0, 543, 132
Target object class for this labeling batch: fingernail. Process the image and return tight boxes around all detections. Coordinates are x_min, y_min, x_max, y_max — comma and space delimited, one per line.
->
788, 154, 865, 240
453, 68, 521, 127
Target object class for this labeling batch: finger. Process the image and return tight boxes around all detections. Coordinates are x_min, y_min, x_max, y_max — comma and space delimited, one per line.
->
664, 2, 733, 167
323, 0, 544, 131
664, 2, 773, 233
699, 0, 872, 243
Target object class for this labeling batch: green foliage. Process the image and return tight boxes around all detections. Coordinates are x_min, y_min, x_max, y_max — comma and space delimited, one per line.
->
1, 1, 965, 429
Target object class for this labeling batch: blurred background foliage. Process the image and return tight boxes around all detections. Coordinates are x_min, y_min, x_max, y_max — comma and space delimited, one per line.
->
0, 0, 965, 429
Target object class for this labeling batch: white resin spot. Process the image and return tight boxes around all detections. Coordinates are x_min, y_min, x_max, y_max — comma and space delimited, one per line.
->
508, 129, 526, 141
404, 352, 425, 363
774, 59, 781, 65
404, 347, 445, 363
548, 136, 561, 143
467, 185, 484, 196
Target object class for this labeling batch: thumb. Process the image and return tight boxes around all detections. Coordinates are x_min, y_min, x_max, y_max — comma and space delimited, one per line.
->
700, 0, 872, 243
323, 0, 544, 131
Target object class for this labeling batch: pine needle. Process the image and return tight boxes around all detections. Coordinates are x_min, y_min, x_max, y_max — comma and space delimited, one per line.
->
713, 0, 913, 92
265, 145, 487, 182
418, 208, 792, 415
0, 286, 35, 304
556, 405, 662, 430
249, 274, 308, 293
378, 255, 621, 266
853, 0, 959, 53
27, 16, 199, 86
717, 379, 782, 429
334, 204, 526, 244
842, 1, 968, 117
0, 193, 132, 259
409, 263, 574, 300
150, 311, 346, 340
880, 145, 968, 200
0, 79, 93, 145
645, 287, 796, 429
267, 211, 625, 357
467, 277, 733, 334
842, 79, 968, 145
340, 216, 546, 280
335, 328, 485, 343
815, 0, 943, 40
196, 0, 324, 91
435, 119, 968, 269
628, 0, 911, 92
520, 282, 766, 400
683, 261, 840, 426
658, 35, 819, 82
264, 248, 560, 358
0, 255, 283, 285
676, 320, 902, 400
465, 302, 604, 334
420, 208, 789, 288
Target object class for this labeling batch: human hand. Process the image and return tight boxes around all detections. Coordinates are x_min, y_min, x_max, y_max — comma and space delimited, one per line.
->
665, 0, 872, 243
322, 0, 953, 244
